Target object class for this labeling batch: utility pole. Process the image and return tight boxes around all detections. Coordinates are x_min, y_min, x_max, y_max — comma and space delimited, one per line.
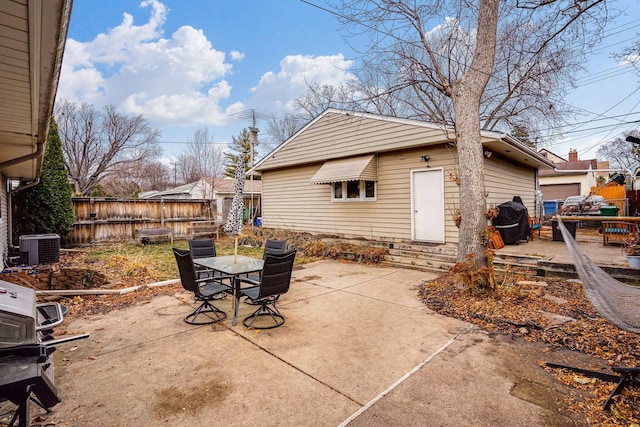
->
171, 161, 179, 186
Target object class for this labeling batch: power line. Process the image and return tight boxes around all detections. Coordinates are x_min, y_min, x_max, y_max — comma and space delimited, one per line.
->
575, 65, 635, 86
158, 141, 230, 145
547, 117, 640, 138
298, 0, 639, 140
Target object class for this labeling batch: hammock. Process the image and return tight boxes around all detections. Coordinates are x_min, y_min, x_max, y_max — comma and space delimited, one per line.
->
548, 218, 640, 410
556, 217, 640, 334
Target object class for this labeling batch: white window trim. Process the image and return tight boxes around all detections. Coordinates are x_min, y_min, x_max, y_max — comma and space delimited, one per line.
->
331, 180, 377, 202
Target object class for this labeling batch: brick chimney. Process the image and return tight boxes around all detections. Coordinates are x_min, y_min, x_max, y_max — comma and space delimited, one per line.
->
568, 149, 578, 162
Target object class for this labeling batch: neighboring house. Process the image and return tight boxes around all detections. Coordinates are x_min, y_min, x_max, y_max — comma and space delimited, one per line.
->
0, 1, 72, 255
252, 109, 553, 245
538, 149, 608, 200
140, 177, 262, 221
538, 149, 567, 164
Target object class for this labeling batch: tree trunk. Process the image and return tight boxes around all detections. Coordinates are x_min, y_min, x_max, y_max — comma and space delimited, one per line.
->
451, 0, 500, 265
452, 94, 487, 264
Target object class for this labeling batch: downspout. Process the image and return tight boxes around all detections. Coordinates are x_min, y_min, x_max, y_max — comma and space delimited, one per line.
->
0, 140, 45, 170
2, 140, 46, 250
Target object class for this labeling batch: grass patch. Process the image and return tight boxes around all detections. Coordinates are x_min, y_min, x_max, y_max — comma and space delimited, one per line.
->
83, 236, 316, 282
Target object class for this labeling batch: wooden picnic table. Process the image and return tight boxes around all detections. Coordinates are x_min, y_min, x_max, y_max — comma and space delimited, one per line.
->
555, 216, 640, 222
555, 216, 639, 246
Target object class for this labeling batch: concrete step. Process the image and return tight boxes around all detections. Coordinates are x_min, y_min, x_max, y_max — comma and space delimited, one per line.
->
382, 241, 635, 284
536, 260, 640, 285
391, 242, 457, 256
382, 246, 457, 273
382, 245, 542, 275
381, 261, 450, 273
492, 253, 540, 274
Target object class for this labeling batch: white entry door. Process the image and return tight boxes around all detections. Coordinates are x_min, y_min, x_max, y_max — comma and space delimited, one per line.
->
411, 168, 445, 242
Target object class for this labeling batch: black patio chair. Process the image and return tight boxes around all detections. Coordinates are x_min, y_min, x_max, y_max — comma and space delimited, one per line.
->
238, 249, 296, 329
173, 248, 232, 325
264, 239, 287, 256
189, 238, 218, 279
243, 239, 287, 303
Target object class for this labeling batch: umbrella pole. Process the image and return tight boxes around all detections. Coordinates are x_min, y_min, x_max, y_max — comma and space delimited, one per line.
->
232, 235, 238, 318
234, 235, 238, 263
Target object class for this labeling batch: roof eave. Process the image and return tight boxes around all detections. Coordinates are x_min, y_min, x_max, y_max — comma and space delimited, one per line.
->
0, 0, 72, 181
481, 132, 555, 169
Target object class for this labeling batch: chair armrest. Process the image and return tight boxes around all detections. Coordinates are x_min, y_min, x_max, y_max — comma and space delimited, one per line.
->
237, 277, 260, 286
197, 275, 233, 287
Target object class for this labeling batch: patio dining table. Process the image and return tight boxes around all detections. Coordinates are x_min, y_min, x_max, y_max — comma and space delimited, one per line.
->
193, 255, 264, 326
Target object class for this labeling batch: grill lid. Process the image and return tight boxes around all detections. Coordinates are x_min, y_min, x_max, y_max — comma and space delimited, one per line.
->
0, 280, 37, 348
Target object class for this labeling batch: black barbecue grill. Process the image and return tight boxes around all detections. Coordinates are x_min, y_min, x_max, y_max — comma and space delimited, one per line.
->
0, 280, 88, 427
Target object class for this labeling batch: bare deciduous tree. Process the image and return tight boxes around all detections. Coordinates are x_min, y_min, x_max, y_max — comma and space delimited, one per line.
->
597, 131, 640, 170
264, 82, 364, 151
175, 126, 225, 185
264, 114, 305, 150
139, 161, 171, 192
335, 0, 608, 264
55, 100, 161, 195
617, 37, 640, 76
293, 82, 359, 118
99, 160, 171, 197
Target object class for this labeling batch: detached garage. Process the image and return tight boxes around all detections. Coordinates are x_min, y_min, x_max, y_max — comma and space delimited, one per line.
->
540, 183, 581, 201
252, 109, 553, 245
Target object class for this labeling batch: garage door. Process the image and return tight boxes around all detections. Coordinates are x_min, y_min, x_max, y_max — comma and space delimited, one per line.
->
540, 183, 580, 200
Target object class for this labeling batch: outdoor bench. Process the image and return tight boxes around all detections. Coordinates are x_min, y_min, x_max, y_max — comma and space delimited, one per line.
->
188, 220, 219, 240
601, 221, 635, 246
136, 227, 173, 244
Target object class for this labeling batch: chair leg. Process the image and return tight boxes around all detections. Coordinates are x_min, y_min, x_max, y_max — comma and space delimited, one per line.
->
242, 301, 285, 329
243, 294, 276, 306
185, 300, 227, 325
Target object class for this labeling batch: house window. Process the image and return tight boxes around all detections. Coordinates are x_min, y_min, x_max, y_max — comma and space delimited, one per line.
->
346, 181, 360, 199
333, 182, 343, 199
365, 180, 375, 198
332, 180, 376, 202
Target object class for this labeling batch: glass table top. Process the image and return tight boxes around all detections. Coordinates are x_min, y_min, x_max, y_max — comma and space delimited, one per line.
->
194, 255, 264, 275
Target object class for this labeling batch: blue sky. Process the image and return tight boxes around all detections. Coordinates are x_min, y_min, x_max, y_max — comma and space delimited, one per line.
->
58, 0, 639, 164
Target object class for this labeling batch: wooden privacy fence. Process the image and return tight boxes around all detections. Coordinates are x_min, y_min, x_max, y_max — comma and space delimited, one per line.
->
64, 198, 218, 245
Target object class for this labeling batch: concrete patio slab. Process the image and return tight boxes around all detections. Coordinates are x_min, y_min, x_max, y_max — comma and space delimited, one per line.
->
53, 297, 359, 426
345, 331, 576, 427
42, 260, 582, 426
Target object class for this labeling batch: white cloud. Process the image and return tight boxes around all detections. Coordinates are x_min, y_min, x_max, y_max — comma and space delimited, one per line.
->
230, 50, 244, 61
57, 0, 359, 144
248, 54, 358, 114
58, 0, 234, 127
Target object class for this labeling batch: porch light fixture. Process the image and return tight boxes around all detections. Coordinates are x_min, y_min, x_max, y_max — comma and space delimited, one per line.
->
483, 150, 492, 158
420, 155, 430, 162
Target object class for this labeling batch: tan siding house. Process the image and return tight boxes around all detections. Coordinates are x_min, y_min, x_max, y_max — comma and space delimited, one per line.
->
254, 109, 553, 245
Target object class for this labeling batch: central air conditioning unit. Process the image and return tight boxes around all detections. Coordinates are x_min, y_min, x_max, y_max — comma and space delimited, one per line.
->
19, 234, 60, 265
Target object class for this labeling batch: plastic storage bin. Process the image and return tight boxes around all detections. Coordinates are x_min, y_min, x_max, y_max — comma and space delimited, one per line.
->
600, 206, 619, 216
552, 220, 577, 242
543, 200, 562, 216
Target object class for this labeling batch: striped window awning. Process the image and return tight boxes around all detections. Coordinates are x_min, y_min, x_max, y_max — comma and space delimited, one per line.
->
310, 154, 377, 184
